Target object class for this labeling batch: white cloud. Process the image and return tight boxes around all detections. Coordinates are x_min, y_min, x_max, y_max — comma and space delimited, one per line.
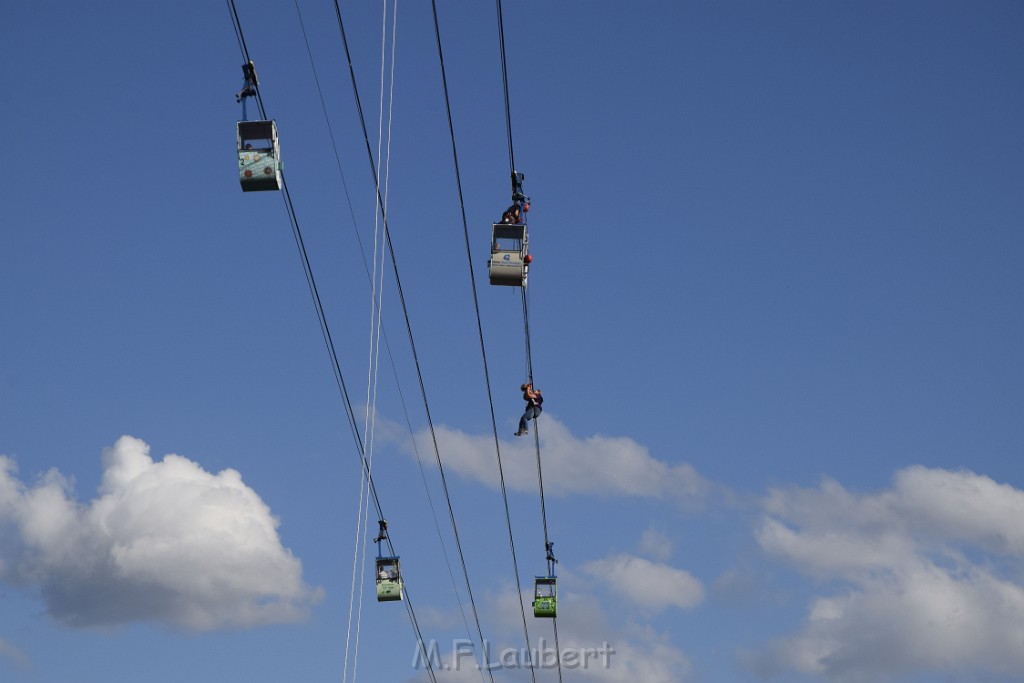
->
491, 582, 691, 683
752, 466, 1024, 681
889, 465, 1024, 554
400, 416, 706, 500
0, 436, 323, 631
405, 574, 693, 683
582, 554, 704, 612
638, 527, 673, 561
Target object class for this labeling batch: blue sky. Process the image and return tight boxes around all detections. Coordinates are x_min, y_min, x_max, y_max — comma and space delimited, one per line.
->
2, 1, 1023, 682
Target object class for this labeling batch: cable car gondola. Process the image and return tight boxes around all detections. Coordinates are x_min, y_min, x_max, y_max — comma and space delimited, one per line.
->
489, 171, 530, 286
533, 542, 558, 617
237, 119, 282, 192
373, 520, 403, 602
234, 60, 282, 192
488, 222, 529, 287
532, 576, 557, 617
375, 556, 403, 602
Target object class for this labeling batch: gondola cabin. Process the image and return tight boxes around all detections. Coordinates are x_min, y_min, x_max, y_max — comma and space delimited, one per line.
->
375, 556, 403, 602
488, 223, 529, 287
532, 576, 557, 618
237, 120, 282, 191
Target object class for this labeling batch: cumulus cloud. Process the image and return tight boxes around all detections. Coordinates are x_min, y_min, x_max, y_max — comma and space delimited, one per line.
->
398, 416, 706, 500
405, 567, 693, 683
582, 554, 704, 612
480, 584, 690, 682
751, 466, 1024, 681
638, 527, 674, 561
515, 584, 691, 682
0, 436, 323, 631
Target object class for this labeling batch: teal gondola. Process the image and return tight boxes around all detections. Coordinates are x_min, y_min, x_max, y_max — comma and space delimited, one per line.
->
237, 119, 282, 192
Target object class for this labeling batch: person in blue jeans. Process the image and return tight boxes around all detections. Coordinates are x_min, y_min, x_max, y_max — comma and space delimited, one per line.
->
515, 382, 543, 436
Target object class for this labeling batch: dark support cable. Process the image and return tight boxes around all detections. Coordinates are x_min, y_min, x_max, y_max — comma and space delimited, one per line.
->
521, 288, 534, 383
494, 1, 564, 679
495, 0, 516, 178
227, 4, 437, 682
330, 2, 506, 680
293, 0, 479, 659
429, 2, 544, 681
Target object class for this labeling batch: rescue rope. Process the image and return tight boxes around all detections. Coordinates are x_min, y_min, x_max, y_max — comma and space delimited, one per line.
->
296, 2, 473, 679
291, 4, 476, 653
227, 4, 438, 683
351, 4, 398, 680
328, 2, 510, 680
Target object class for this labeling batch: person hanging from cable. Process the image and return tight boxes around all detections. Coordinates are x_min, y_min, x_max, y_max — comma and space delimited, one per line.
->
235, 60, 259, 104
515, 382, 543, 437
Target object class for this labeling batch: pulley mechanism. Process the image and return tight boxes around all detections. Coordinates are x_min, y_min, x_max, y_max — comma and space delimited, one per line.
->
545, 540, 558, 577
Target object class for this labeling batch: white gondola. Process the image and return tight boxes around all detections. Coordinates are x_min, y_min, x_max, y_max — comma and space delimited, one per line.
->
237, 119, 282, 191
488, 223, 529, 287
375, 556, 403, 602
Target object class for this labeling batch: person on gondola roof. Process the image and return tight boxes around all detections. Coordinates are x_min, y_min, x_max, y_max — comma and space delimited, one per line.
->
501, 204, 522, 224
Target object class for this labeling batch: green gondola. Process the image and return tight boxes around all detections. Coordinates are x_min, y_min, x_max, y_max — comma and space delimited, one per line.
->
533, 576, 557, 618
